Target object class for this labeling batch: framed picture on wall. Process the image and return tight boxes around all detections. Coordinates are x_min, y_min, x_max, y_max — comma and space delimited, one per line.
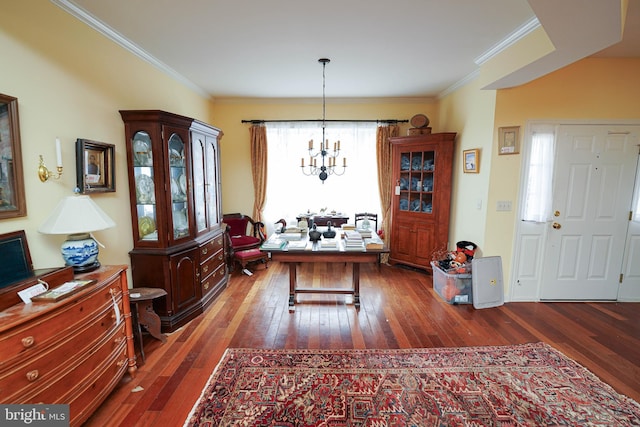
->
0, 94, 27, 219
498, 126, 520, 155
76, 139, 116, 194
463, 149, 479, 173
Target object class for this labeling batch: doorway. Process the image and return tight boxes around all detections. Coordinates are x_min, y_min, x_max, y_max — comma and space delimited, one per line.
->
512, 123, 640, 301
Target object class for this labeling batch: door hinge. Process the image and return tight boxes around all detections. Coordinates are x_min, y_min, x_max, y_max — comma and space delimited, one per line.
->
620, 273, 624, 283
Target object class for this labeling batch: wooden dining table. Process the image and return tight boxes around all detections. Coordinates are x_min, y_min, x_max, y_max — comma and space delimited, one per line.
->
261, 234, 388, 311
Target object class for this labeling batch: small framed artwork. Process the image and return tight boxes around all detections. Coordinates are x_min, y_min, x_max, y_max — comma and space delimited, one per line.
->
498, 126, 520, 155
463, 149, 479, 173
0, 94, 27, 219
76, 139, 116, 194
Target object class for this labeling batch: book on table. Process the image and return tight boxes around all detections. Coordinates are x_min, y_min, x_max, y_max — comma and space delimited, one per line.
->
364, 238, 384, 250
286, 240, 308, 251
261, 238, 287, 250
319, 238, 340, 250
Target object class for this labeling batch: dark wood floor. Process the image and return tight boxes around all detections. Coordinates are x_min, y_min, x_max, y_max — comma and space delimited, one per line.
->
86, 261, 640, 426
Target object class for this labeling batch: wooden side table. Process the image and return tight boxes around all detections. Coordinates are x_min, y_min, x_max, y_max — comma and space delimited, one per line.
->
129, 287, 168, 363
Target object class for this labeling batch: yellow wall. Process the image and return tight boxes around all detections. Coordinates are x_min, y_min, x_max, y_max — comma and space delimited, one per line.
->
439, 79, 496, 255
0, 0, 212, 270
485, 57, 640, 292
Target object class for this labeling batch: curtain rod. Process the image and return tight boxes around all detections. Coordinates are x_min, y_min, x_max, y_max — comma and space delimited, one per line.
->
241, 119, 408, 124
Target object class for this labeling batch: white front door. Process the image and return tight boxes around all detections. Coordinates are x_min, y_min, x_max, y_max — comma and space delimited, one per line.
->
540, 125, 639, 300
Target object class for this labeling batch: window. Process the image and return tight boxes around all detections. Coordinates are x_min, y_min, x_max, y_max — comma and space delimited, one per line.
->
522, 125, 555, 222
264, 122, 380, 231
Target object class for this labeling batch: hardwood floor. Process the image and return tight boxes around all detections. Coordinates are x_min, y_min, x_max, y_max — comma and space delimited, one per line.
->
86, 261, 640, 426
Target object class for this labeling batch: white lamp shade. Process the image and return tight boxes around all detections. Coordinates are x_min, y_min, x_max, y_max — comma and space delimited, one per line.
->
38, 195, 116, 235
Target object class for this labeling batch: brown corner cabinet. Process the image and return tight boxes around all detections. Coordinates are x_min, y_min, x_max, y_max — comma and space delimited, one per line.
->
120, 110, 227, 332
389, 132, 456, 270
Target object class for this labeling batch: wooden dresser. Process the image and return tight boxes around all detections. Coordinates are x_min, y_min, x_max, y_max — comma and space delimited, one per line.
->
0, 265, 137, 426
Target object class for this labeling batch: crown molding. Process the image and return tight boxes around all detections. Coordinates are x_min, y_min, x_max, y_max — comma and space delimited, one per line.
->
51, 0, 210, 98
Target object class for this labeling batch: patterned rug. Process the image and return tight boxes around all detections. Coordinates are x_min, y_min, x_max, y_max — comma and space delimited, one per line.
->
184, 342, 640, 426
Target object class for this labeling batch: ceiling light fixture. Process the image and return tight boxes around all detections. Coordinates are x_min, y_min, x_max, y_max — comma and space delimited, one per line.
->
301, 58, 346, 183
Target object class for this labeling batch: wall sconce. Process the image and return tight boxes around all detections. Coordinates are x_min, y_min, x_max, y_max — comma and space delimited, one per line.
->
38, 138, 64, 182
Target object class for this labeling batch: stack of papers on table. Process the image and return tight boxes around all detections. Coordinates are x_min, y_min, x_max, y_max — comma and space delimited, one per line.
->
286, 240, 309, 251
356, 228, 373, 238
344, 230, 365, 251
319, 238, 340, 250
261, 238, 287, 250
280, 231, 303, 241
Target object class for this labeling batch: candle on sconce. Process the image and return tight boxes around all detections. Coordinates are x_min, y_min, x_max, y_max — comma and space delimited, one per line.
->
308, 140, 313, 150
337, 140, 341, 150
313, 158, 317, 167
301, 158, 305, 167
333, 142, 337, 151
309, 157, 313, 166
343, 157, 347, 167
55, 138, 63, 167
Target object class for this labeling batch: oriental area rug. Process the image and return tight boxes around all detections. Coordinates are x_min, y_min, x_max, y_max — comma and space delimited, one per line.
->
184, 342, 640, 426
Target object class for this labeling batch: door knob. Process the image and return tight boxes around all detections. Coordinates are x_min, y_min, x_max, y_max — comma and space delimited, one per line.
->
552, 222, 562, 229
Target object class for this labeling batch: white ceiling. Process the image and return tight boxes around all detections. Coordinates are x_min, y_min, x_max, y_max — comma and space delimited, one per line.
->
56, 0, 640, 99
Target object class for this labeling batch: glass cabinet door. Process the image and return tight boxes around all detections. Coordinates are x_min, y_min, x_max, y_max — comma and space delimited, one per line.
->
398, 150, 435, 213
168, 133, 189, 239
205, 136, 220, 227
133, 131, 158, 242
191, 134, 207, 233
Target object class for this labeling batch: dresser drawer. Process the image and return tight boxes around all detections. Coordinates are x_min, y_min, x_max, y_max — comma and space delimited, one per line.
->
66, 343, 129, 426
0, 276, 123, 366
17, 321, 127, 406
0, 301, 124, 402
199, 234, 224, 261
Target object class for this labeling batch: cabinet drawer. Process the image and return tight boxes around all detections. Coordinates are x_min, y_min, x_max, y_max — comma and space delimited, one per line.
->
15, 322, 127, 406
0, 277, 123, 366
199, 234, 224, 260
0, 310, 125, 403
200, 247, 224, 277
201, 262, 226, 294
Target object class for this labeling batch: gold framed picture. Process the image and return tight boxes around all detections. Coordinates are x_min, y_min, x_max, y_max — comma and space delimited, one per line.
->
498, 126, 520, 155
463, 149, 479, 173
75, 139, 116, 194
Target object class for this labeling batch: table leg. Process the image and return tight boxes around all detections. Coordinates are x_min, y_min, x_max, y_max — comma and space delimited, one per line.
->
138, 300, 167, 343
131, 303, 145, 363
288, 262, 297, 312
353, 263, 361, 309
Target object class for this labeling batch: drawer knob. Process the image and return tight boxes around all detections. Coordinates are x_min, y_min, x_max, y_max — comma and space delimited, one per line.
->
218, 254, 223, 261
203, 265, 209, 273
26, 370, 39, 382
202, 248, 208, 255
22, 336, 35, 348
203, 282, 210, 290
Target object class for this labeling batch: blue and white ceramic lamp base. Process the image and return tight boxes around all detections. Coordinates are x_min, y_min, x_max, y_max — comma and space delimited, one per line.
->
61, 233, 101, 273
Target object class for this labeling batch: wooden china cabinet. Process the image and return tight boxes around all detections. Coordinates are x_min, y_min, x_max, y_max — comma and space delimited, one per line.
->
389, 132, 456, 270
120, 110, 227, 332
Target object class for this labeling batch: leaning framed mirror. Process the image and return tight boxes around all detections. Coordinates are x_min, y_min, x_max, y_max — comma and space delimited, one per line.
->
0, 94, 27, 219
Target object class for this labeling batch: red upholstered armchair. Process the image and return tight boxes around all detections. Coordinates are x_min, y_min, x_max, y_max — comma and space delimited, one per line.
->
223, 213, 266, 265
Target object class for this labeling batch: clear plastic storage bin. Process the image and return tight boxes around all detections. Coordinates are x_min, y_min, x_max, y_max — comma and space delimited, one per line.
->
431, 261, 473, 304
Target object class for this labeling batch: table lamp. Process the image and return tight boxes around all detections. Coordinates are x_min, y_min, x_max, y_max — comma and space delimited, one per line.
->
38, 193, 115, 273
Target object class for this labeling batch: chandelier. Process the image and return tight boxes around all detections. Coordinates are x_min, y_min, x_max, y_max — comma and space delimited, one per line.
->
301, 58, 346, 183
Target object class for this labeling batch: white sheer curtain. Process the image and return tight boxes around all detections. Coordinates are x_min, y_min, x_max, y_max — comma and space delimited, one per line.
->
522, 126, 556, 222
263, 122, 380, 234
